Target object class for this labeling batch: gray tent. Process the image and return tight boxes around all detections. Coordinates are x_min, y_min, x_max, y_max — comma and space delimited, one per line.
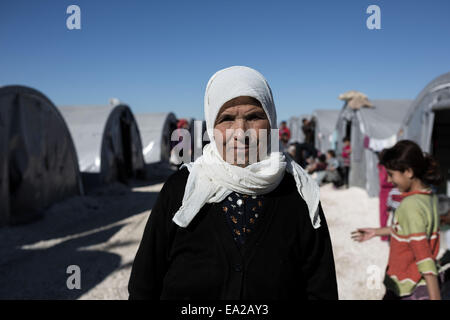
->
399, 71, 450, 195
287, 114, 311, 143
312, 109, 340, 154
336, 99, 413, 197
135, 112, 177, 165
58, 104, 145, 186
0, 86, 82, 226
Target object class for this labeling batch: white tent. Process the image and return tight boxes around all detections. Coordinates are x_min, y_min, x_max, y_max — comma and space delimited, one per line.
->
134, 112, 177, 164
336, 99, 413, 197
399, 71, 450, 195
58, 104, 145, 186
312, 109, 340, 154
0, 86, 82, 226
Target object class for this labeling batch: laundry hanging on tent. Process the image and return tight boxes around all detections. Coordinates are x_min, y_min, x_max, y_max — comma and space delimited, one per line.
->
363, 134, 398, 152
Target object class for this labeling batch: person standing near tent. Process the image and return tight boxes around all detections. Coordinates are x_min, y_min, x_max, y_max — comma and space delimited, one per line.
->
279, 121, 291, 152
279, 120, 291, 140
128, 66, 338, 300
341, 137, 351, 188
301, 118, 314, 145
351, 140, 442, 300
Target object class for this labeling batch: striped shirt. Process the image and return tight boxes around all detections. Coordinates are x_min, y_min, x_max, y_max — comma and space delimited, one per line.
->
384, 192, 440, 297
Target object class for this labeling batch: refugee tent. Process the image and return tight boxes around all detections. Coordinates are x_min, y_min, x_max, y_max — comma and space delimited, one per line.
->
398, 71, 450, 196
312, 109, 340, 154
336, 96, 412, 197
288, 114, 311, 143
0, 85, 83, 226
134, 112, 177, 165
58, 104, 145, 186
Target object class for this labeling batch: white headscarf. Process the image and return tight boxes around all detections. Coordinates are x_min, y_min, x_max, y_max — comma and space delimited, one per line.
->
172, 66, 321, 229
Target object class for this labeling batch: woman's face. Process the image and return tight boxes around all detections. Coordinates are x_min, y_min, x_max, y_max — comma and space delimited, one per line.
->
214, 96, 270, 167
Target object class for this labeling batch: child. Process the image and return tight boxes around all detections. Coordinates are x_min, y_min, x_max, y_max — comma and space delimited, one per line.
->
341, 137, 351, 188
323, 150, 341, 186
351, 140, 442, 300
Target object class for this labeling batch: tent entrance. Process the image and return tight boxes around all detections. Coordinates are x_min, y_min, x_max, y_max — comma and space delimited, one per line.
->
345, 120, 352, 140
431, 109, 450, 195
119, 115, 134, 183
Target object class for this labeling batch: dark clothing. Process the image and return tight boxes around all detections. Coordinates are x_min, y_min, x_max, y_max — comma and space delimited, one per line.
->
342, 166, 350, 186
128, 167, 338, 300
221, 192, 265, 247
383, 286, 430, 300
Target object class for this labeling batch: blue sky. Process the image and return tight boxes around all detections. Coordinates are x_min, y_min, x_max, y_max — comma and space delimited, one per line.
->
1, 0, 450, 122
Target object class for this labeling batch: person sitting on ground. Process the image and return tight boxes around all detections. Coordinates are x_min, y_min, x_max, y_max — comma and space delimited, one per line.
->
307, 154, 327, 175
315, 150, 341, 186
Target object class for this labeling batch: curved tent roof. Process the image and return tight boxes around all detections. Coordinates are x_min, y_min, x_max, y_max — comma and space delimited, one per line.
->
312, 109, 340, 154
399, 71, 450, 152
0, 86, 82, 226
58, 104, 145, 185
134, 112, 177, 164
399, 72, 450, 195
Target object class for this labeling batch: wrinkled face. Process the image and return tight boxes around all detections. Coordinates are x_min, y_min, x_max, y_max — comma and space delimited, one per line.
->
213, 96, 270, 167
386, 168, 413, 193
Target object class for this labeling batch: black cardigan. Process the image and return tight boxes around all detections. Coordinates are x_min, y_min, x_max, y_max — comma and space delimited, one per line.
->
128, 168, 338, 300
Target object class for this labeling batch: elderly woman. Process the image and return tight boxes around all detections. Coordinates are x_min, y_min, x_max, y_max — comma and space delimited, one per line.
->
128, 66, 338, 300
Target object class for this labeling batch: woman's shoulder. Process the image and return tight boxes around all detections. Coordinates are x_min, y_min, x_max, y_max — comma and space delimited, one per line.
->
272, 171, 310, 210
159, 167, 190, 202
165, 166, 190, 186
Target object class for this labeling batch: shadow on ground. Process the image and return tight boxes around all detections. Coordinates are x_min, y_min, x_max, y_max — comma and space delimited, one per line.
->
0, 167, 175, 299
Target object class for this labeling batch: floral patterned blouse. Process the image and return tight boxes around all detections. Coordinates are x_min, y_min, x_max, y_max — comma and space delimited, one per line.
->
220, 192, 265, 247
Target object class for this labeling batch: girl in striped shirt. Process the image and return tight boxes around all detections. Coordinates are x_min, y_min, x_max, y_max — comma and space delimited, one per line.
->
352, 140, 442, 300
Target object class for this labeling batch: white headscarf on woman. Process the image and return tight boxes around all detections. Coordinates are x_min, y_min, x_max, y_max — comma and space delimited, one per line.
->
172, 66, 321, 229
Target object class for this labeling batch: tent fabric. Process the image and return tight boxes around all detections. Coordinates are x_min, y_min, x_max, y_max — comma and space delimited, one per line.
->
399, 72, 450, 196
312, 109, 340, 154
135, 112, 177, 164
399, 72, 450, 152
58, 104, 145, 185
336, 99, 413, 197
0, 86, 82, 226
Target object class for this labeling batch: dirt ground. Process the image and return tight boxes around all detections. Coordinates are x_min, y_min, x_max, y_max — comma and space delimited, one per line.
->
0, 173, 447, 300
